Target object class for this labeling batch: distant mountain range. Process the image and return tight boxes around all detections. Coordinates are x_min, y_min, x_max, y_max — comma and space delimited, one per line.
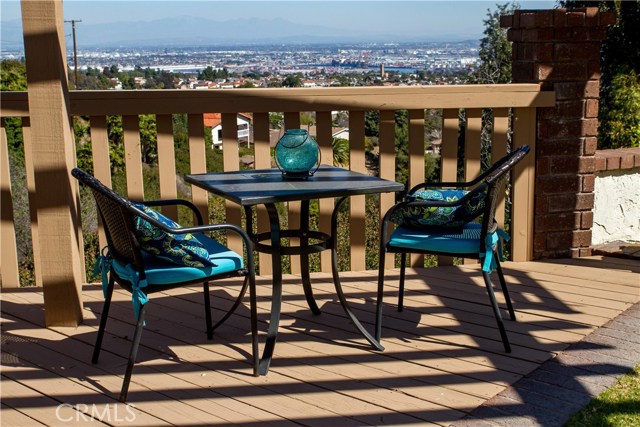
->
1, 15, 479, 49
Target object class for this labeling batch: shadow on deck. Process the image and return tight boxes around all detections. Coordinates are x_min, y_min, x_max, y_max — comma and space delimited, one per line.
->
1, 256, 638, 426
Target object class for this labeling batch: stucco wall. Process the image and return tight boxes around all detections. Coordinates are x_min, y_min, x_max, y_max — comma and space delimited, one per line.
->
592, 168, 640, 244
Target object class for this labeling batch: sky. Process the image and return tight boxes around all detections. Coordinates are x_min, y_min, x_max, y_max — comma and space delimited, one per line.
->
1, 0, 557, 41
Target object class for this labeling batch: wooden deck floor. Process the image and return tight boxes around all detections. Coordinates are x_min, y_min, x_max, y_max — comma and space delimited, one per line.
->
2, 256, 639, 427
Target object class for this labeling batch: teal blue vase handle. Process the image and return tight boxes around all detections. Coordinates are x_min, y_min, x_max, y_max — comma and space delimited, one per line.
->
274, 129, 321, 179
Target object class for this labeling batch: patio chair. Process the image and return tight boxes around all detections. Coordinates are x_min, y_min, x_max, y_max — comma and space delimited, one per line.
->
72, 168, 258, 402
375, 145, 531, 353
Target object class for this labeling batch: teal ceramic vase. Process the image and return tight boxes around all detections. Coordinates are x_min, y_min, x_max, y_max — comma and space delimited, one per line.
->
274, 129, 320, 179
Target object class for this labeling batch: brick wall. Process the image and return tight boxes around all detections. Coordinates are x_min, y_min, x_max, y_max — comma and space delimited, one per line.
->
501, 8, 616, 259
594, 147, 640, 172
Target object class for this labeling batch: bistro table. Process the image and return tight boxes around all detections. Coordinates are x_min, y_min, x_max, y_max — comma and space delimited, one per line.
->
185, 165, 404, 374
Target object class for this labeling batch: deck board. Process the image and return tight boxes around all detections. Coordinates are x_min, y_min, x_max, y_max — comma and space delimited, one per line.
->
1, 403, 48, 427
1, 257, 638, 426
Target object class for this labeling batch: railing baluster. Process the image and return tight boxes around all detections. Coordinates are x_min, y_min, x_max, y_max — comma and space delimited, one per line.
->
316, 111, 333, 273
408, 109, 425, 267
187, 113, 209, 224
22, 118, 42, 287
464, 109, 483, 264
156, 114, 178, 220
123, 115, 145, 201
89, 115, 111, 251
0, 119, 20, 287
284, 112, 302, 274
465, 108, 483, 183
349, 110, 367, 271
512, 107, 537, 262
252, 112, 272, 275
439, 108, 459, 266
221, 112, 242, 254
378, 110, 396, 270
492, 108, 510, 230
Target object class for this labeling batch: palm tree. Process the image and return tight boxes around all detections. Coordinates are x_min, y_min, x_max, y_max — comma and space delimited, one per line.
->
332, 138, 349, 166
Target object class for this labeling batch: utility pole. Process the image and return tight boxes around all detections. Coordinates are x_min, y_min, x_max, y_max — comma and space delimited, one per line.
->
64, 19, 82, 88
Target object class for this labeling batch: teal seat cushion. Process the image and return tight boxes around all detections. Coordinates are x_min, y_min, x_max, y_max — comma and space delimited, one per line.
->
397, 189, 485, 229
389, 222, 485, 254
112, 233, 243, 286
132, 203, 215, 268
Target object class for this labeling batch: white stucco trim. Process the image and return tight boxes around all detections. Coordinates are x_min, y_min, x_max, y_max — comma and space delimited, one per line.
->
592, 168, 640, 244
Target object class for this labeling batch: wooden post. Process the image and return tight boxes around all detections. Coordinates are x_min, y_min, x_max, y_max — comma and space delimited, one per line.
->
21, 0, 83, 325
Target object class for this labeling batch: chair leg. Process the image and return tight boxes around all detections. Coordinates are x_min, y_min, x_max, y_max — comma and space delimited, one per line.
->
92, 275, 115, 364
482, 271, 511, 353
398, 253, 407, 312
375, 248, 387, 342
495, 257, 516, 321
211, 275, 250, 333
119, 304, 146, 403
203, 281, 213, 340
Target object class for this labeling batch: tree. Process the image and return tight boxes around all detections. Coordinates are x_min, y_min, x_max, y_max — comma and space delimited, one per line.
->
470, 2, 520, 84
470, 3, 521, 170
282, 74, 302, 87
139, 114, 158, 164
198, 66, 229, 81
560, 1, 640, 148
331, 138, 349, 166
269, 112, 283, 129
1, 60, 28, 91
364, 111, 380, 137
267, 78, 283, 88
599, 69, 640, 148
394, 111, 410, 185
198, 66, 217, 81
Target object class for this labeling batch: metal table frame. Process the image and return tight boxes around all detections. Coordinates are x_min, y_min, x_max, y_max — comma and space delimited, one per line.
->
185, 166, 404, 374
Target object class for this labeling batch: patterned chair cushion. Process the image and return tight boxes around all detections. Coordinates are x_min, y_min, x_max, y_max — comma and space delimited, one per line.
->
111, 233, 242, 285
132, 203, 215, 267
394, 189, 486, 229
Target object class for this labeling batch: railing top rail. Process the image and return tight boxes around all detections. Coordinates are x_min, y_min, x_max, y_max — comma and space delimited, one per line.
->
1, 84, 555, 117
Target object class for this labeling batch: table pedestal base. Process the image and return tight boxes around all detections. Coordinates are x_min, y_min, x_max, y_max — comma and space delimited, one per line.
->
245, 197, 384, 375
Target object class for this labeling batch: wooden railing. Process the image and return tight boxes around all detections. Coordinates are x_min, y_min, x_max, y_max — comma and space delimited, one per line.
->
1, 85, 555, 287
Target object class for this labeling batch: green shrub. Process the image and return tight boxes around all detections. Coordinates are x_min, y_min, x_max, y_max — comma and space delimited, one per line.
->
600, 69, 640, 149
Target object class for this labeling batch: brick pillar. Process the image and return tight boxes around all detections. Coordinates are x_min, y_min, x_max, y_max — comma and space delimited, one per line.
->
501, 8, 616, 259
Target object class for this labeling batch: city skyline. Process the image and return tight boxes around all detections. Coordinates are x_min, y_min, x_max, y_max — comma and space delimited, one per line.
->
1, 0, 556, 48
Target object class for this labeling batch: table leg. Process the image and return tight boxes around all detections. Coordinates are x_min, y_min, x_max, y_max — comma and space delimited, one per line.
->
300, 200, 321, 315
331, 197, 384, 351
258, 203, 284, 375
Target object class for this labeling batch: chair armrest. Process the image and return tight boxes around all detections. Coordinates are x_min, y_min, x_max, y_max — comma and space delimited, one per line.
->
135, 199, 204, 225
408, 172, 491, 193
129, 203, 255, 271
404, 183, 488, 206
130, 203, 247, 241
408, 181, 472, 193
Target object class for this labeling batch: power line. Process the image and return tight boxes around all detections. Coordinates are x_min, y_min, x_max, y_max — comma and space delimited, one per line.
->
64, 19, 82, 88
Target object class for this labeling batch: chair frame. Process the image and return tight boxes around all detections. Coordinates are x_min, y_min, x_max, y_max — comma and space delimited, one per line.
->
72, 168, 258, 402
375, 145, 530, 353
